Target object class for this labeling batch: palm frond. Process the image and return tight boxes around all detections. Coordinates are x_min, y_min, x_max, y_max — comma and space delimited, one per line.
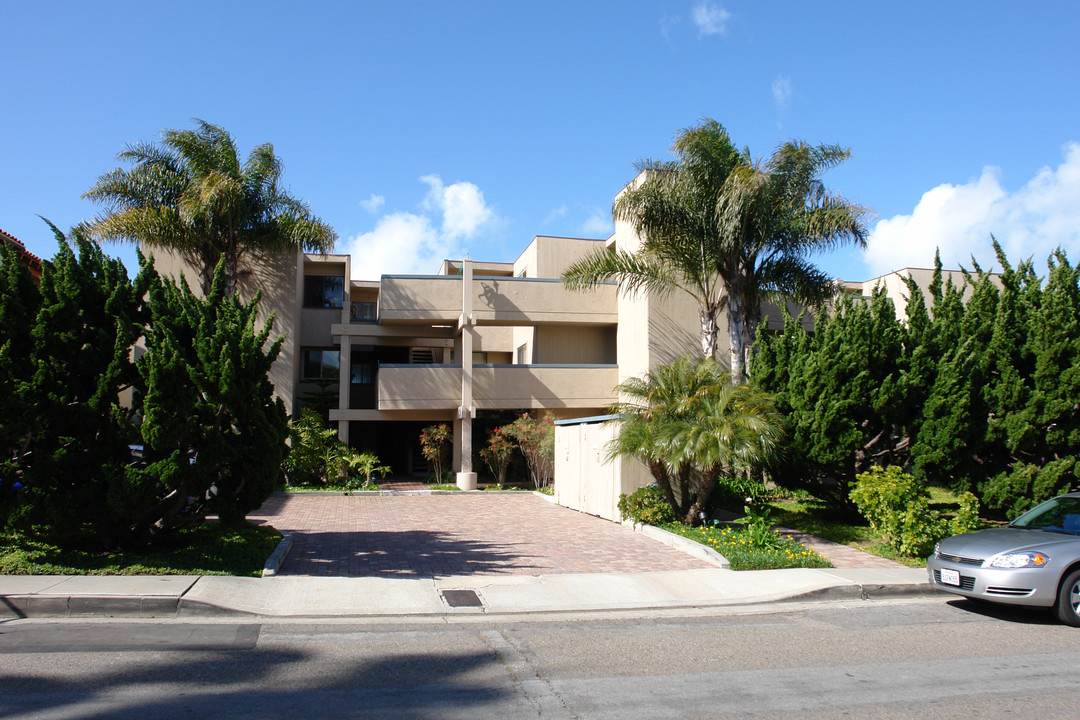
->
83, 120, 337, 294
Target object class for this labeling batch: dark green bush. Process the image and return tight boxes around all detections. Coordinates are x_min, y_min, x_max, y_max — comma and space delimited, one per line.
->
618, 484, 676, 525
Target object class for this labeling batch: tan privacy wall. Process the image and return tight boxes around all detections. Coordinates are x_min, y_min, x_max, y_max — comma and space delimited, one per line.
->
554, 418, 652, 522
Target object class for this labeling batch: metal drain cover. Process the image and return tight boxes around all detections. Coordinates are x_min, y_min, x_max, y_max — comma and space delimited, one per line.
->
441, 589, 483, 607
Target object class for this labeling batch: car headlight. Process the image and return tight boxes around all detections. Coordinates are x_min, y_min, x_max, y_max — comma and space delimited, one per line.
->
985, 551, 1049, 568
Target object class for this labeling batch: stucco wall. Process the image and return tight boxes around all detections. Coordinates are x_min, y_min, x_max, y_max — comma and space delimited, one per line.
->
148, 246, 300, 417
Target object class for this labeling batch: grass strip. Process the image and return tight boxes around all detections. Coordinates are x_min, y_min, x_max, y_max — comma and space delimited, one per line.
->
0, 523, 282, 577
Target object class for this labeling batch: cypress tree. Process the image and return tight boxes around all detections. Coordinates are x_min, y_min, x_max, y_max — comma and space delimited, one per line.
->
6, 225, 148, 546
980, 248, 1080, 513
139, 259, 288, 526
0, 245, 42, 522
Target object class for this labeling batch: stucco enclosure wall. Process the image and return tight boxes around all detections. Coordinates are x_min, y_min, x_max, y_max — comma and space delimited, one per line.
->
555, 418, 652, 522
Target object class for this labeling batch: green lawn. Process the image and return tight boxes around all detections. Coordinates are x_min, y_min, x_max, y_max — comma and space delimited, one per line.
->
0, 522, 282, 577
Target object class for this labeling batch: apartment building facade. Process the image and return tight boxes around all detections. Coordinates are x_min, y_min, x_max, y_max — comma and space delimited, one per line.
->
149, 203, 959, 504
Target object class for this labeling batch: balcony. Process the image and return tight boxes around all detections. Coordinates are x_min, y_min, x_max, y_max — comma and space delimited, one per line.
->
469, 277, 617, 325
378, 276, 461, 324
377, 275, 617, 326
376, 363, 618, 411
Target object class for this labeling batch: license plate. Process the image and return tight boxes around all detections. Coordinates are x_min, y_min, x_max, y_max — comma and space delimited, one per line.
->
940, 568, 961, 586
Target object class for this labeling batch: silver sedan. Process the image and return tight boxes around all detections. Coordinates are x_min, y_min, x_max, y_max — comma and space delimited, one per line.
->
927, 492, 1080, 625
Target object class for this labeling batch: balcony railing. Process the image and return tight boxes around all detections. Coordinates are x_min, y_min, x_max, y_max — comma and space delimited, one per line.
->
377, 275, 617, 325
376, 363, 618, 410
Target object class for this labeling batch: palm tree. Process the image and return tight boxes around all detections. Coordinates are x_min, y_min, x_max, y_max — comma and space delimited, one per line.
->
563, 119, 869, 382
83, 120, 336, 296
606, 356, 783, 524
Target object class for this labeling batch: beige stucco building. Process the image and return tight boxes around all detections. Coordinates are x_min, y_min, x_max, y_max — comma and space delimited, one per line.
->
148, 193, 965, 517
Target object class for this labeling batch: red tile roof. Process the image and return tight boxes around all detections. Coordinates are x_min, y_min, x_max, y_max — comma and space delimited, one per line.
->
0, 227, 44, 280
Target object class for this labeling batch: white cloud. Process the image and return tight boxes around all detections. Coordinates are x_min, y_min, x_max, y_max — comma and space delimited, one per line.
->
580, 210, 614, 237
692, 1, 730, 36
346, 174, 498, 280
359, 194, 385, 214
772, 75, 792, 110
344, 212, 456, 280
420, 174, 494, 238
864, 142, 1080, 276
543, 203, 569, 225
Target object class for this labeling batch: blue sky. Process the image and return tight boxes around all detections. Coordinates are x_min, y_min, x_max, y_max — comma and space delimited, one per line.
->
4, 2, 1079, 283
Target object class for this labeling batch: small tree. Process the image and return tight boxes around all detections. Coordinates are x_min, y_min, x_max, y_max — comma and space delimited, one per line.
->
283, 408, 348, 486
343, 450, 391, 490
504, 415, 555, 489
479, 426, 515, 487
607, 357, 783, 524
420, 424, 451, 482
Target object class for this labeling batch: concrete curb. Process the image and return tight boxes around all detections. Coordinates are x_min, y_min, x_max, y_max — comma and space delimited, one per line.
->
261, 531, 294, 577
623, 519, 731, 569
0, 574, 938, 619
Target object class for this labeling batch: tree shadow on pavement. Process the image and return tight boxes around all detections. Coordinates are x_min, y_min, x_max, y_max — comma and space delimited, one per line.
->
0, 641, 518, 719
280, 530, 546, 577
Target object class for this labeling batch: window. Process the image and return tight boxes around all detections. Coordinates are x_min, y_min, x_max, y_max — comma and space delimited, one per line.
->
516, 343, 529, 365
304, 275, 344, 309
301, 348, 340, 381
472, 351, 488, 365
351, 361, 374, 385
350, 301, 377, 322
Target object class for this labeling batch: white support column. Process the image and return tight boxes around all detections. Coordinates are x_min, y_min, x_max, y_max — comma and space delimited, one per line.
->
337, 257, 352, 444
456, 257, 477, 490
337, 338, 351, 444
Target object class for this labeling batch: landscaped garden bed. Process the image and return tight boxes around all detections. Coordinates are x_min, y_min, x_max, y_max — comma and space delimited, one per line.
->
661, 521, 831, 570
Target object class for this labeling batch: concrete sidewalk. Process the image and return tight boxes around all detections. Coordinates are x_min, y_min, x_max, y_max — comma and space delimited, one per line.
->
0, 493, 936, 620
0, 566, 934, 620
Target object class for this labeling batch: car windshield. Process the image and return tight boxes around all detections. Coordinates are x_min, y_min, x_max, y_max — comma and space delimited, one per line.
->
1010, 496, 1080, 534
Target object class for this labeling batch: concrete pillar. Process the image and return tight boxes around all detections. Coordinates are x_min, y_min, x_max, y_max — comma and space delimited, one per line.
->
337, 254, 352, 445
456, 257, 477, 490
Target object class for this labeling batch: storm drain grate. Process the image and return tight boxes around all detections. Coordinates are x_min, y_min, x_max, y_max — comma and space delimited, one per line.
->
441, 589, 484, 608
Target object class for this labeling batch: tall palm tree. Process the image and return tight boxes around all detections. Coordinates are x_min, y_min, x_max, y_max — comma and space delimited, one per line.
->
606, 357, 783, 524
83, 120, 336, 296
563, 119, 869, 382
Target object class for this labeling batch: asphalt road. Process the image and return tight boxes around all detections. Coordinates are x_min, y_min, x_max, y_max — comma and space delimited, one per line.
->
2, 598, 1080, 719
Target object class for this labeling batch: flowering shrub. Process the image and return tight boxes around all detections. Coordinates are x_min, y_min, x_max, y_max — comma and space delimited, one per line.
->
419, 424, 451, 482
503, 414, 555, 489
479, 427, 515, 487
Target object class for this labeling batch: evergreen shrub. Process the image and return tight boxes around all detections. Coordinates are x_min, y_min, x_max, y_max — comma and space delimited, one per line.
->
850, 465, 980, 557
618, 484, 676, 525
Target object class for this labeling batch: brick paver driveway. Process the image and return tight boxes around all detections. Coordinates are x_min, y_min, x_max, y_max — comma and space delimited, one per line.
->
248, 492, 714, 577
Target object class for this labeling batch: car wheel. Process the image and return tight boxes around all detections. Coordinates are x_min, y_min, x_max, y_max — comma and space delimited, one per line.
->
1055, 569, 1080, 627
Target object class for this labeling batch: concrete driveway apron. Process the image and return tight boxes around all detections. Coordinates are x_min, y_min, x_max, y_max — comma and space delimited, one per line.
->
248, 493, 715, 577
